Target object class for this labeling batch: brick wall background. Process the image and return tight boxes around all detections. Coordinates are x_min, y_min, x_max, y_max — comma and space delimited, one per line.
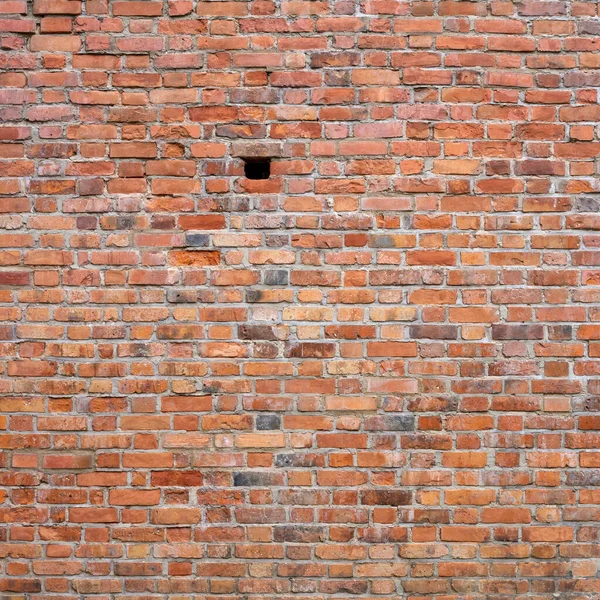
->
1, 0, 600, 596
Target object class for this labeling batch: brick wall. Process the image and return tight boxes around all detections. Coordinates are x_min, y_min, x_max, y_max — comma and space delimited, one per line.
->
1, 0, 599, 596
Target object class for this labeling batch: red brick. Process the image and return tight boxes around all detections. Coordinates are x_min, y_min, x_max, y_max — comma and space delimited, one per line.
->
113, 1, 162, 15
108, 490, 161, 505
33, 0, 81, 14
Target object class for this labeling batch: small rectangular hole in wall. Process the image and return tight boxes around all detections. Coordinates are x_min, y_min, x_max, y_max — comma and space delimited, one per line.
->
243, 158, 271, 180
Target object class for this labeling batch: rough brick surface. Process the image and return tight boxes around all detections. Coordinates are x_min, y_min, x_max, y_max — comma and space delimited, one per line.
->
1, 0, 600, 597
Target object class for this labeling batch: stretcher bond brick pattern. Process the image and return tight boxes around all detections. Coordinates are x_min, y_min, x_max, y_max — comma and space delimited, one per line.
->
0, 0, 599, 597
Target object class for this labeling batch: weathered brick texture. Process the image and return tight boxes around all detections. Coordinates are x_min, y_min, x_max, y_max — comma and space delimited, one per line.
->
1, 0, 600, 596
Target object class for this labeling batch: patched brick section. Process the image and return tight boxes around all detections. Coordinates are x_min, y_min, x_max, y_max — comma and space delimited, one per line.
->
0, 0, 598, 596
